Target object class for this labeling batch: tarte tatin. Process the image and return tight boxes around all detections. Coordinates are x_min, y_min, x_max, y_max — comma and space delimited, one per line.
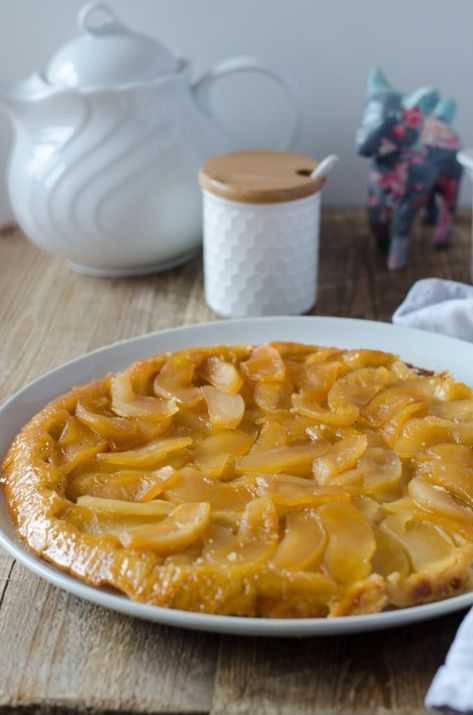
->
3, 342, 473, 618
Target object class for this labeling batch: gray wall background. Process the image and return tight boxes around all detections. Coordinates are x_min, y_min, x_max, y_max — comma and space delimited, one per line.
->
0, 0, 471, 217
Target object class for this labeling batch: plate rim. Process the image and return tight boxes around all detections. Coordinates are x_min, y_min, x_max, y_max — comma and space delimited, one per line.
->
1, 315, 473, 636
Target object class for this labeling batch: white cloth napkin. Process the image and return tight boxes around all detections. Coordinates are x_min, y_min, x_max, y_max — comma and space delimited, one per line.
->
392, 278, 473, 341
392, 278, 473, 712
425, 608, 473, 713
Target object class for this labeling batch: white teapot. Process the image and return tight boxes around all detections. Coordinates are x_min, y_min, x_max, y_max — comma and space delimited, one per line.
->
0, 2, 300, 276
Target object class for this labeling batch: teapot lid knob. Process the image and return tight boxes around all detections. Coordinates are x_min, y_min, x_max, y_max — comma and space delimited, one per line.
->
78, 2, 122, 35
45, 1, 179, 89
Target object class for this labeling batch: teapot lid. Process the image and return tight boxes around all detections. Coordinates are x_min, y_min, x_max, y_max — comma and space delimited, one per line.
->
45, 2, 179, 88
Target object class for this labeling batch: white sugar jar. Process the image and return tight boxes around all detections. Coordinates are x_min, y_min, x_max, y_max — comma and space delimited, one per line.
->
199, 150, 326, 317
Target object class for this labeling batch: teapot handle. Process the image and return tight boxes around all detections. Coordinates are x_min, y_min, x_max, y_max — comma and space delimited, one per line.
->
192, 56, 301, 150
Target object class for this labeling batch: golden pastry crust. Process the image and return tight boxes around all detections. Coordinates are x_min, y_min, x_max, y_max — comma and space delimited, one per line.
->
2, 342, 473, 617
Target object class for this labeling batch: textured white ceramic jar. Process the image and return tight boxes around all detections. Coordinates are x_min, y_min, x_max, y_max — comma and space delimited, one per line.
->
202, 191, 321, 317
200, 150, 323, 317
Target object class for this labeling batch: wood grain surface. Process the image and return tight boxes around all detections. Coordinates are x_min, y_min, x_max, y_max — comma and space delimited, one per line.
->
0, 209, 471, 715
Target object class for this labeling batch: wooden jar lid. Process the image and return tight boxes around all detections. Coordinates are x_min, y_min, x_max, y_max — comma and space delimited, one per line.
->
199, 150, 325, 204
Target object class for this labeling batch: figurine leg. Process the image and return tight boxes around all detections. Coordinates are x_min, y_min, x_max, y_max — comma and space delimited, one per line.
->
433, 177, 460, 249
386, 235, 409, 271
368, 203, 391, 253
423, 192, 438, 226
389, 199, 421, 271
433, 194, 453, 249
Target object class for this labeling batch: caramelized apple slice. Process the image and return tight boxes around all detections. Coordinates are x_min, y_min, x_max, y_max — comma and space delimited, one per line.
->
304, 346, 343, 363
77, 495, 174, 518
120, 502, 210, 553
155, 351, 194, 386
292, 394, 359, 426
419, 442, 473, 467
153, 353, 203, 407
455, 422, 473, 445
251, 421, 287, 451
371, 526, 410, 578
202, 386, 244, 429
362, 386, 428, 427
353, 495, 385, 523
173, 405, 210, 440
68, 465, 178, 502
254, 474, 350, 506
253, 380, 293, 413
416, 444, 473, 508
76, 402, 138, 444
313, 435, 368, 485
393, 417, 455, 458
55, 416, 107, 473
111, 371, 178, 419
381, 404, 432, 447
269, 341, 329, 359
327, 367, 392, 409
204, 497, 278, 564
434, 377, 471, 401
97, 436, 192, 467
194, 430, 255, 477
153, 382, 202, 408
342, 349, 394, 369
383, 496, 417, 516
389, 360, 411, 380
327, 447, 401, 497
282, 414, 320, 443
380, 512, 456, 573
236, 442, 329, 476
330, 447, 402, 494
298, 361, 344, 403
318, 502, 375, 583
271, 510, 327, 570
433, 399, 473, 421
164, 466, 253, 510
326, 469, 363, 491
199, 356, 243, 394
306, 423, 358, 443
241, 345, 286, 382
408, 476, 473, 536
129, 416, 175, 445
363, 448, 402, 493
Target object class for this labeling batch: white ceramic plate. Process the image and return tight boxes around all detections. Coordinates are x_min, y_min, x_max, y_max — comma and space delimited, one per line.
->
1, 316, 472, 637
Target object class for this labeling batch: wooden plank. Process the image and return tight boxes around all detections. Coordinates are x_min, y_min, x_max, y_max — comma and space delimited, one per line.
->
0, 550, 14, 612
210, 613, 463, 715
0, 562, 217, 713
314, 208, 376, 319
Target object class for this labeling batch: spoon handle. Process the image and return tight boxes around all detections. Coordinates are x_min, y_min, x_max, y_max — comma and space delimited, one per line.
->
311, 154, 339, 180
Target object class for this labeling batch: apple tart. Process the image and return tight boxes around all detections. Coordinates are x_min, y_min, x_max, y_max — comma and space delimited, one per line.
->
3, 342, 473, 618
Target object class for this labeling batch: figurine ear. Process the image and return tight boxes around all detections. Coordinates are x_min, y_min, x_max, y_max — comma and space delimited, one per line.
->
403, 87, 440, 116
367, 67, 392, 97
432, 97, 457, 125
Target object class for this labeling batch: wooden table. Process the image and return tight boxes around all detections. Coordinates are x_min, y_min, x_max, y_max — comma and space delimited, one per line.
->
0, 208, 471, 715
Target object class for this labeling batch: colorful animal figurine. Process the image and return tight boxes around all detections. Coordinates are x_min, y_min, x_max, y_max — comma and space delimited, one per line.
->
356, 68, 462, 271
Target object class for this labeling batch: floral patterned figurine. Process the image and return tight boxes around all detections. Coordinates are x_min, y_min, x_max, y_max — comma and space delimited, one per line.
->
357, 68, 462, 271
